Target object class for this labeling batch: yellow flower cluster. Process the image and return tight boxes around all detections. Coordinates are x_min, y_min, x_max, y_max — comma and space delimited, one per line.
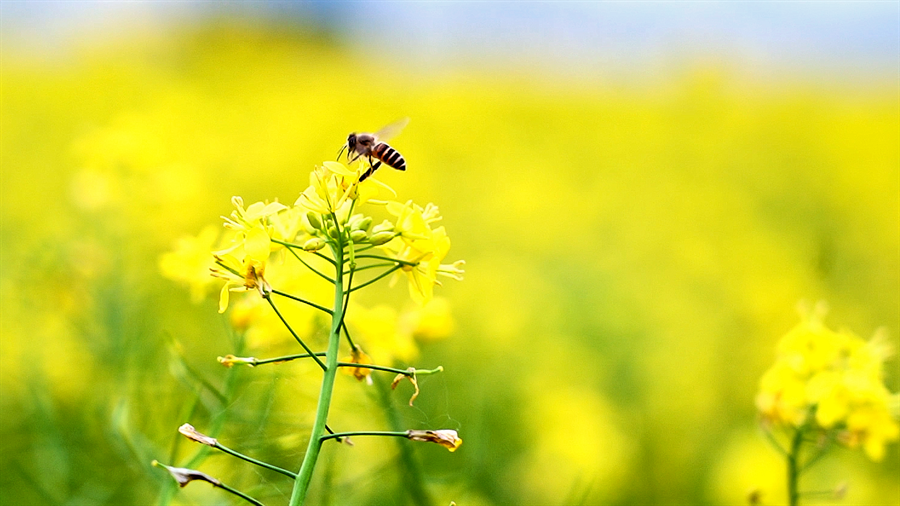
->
756, 307, 899, 461
160, 161, 463, 353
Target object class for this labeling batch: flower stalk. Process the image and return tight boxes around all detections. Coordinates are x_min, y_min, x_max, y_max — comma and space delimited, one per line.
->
159, 158, 464, 505
289, 233, 346, 506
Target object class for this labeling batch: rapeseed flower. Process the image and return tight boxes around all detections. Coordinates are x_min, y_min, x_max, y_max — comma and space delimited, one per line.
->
382, 200, 465, 304
756, 306, 899, 461
210, 227, 272, 313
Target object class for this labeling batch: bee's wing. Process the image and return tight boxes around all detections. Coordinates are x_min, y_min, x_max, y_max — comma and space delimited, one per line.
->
374, 117, 410, 142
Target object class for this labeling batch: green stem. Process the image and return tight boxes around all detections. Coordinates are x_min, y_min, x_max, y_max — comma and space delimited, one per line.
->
788, 426, 804, 506
289, 228, 346, 506
214, 443, 297, 479
319, 431, 408, 443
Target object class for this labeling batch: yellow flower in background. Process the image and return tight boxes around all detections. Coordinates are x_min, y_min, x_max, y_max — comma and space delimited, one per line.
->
756, 306, 899, 461
159, 224, 224, 302
341, 347, 374, 384
400, 297, 456, 343
345, 303, 419, 364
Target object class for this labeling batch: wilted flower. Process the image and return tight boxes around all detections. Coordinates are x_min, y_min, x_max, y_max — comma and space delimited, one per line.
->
178, 423, 218, 447
391, 368, 420, 406
217, 354, 257, 367
406, 429, 462, 452
153, 460, 220, 488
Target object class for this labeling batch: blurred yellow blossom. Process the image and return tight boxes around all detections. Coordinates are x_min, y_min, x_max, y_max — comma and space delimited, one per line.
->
400, 297, 456, 342
341, 347, 374, 384
346, 303, 418, 363
159, 225, 224, 302
756, 307, 899, 461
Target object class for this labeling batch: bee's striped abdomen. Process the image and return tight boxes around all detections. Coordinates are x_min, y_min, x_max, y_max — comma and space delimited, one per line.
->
372, 142, 406, 171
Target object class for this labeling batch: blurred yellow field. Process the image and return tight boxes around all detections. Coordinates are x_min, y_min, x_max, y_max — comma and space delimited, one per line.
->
1, 18, 897, 506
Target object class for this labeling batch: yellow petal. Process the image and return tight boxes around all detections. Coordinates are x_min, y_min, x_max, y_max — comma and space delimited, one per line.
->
322, 160, 355, 177
244, 228, 271, 263
218, 283, 231, 313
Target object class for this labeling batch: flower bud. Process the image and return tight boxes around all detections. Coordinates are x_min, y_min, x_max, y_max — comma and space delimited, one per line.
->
350, 229, 368, 242
302, 237, 326, 251
372, 220, 394, 234
369, 231, 395, 245
347, 213, 365, 229
305, 212, 322, 231
356, 216, 373, 232
327, 226, 339, 239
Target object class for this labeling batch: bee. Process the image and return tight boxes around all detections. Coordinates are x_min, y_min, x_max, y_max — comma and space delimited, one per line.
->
340, 118, 409, 181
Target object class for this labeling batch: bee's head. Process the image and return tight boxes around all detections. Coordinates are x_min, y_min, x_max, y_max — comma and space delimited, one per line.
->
337, 133, 356, 160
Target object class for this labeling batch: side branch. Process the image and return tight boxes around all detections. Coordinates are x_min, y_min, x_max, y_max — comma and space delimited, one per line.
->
264, 296, 327, 371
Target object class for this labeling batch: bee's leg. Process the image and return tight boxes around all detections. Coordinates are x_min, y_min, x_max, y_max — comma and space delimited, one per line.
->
359, 159, 382, 182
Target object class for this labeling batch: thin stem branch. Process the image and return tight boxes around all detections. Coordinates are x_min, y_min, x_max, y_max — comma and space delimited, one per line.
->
216, 482, 266, 506
335, 363, 444, 377
353, 254, 417, 266
344, 262, 395, 275
264, 296, 326, 371
349, 264, 403, 293
336, 363, 411, 376
248, 353, 327, 366
319, 431, 409, 443
271, 289, 333, 315
272, 239, 336, 267
311, 250, 337, 267
214, 443, 297, 479
341, 322, 358, 352
285, 246, 335, 284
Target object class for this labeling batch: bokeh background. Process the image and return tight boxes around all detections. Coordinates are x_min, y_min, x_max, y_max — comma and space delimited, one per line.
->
1, 3, 898, 505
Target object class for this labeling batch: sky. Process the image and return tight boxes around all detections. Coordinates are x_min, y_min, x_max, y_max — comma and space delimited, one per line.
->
2, 1, 898, 80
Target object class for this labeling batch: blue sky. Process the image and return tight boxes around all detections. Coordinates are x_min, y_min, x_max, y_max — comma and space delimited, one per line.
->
2, 2, 898, 79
